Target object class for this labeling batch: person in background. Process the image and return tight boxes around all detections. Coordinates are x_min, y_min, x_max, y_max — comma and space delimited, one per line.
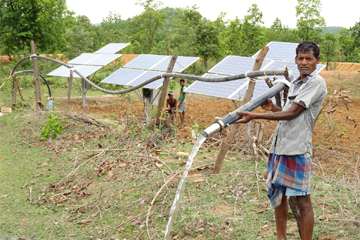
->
236, 41, 327, 240
165, 91, 177, 125
178, 79, 187, 128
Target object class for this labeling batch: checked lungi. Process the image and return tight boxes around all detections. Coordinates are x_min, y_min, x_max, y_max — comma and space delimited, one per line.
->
265, 153, 312, 208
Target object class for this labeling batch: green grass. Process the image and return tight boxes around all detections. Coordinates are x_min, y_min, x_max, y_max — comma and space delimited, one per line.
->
0, 108, 359, 239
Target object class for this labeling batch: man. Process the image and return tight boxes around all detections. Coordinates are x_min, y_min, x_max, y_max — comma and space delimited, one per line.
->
178, 79, 187, 127
236, 41, 327, 240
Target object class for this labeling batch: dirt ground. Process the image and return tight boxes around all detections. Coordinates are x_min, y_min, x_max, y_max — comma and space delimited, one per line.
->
55, 69, 360, 178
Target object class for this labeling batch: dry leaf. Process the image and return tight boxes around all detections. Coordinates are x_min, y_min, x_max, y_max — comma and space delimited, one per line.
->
217, 188, 225, 194
76, 219, 92, 224
21, 184, 28, 189
43, 162, 48, 166
261, 224, 269, 229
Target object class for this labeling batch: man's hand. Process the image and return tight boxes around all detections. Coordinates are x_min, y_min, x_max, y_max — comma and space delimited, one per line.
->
178, 104, 181, 108
236, 111, 256, 124
261, 98, 274, 111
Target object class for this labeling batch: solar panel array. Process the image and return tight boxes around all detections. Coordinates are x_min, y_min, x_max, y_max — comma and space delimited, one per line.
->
95, 43, 130, 54
47, 65, 102, 78
123, 54, 199, 73
48, 43, 128, 78
101, 68, 164, 90
67, 53, 121, 66
185, 42, 326, 101
252, 41, 299, 61
101, 54, 200, 89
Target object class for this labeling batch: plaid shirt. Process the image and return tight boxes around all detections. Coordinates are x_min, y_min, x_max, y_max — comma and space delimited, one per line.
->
269, 71, 327, 156
266, 153, 312, 208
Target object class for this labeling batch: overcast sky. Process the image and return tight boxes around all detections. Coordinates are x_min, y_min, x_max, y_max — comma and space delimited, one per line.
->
66, 0, 359, 29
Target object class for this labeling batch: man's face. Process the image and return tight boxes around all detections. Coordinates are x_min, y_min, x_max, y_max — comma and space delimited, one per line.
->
295, 50, 320, 79
180, 81, 184, 87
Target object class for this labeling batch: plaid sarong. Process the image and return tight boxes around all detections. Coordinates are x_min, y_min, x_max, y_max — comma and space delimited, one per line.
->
265, 153, 312, 208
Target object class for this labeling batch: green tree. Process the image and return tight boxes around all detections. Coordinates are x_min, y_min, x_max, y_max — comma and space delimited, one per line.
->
267, 18, 300, 43
99, 12, 132, 51
296, 0, 326, 41
238, 4, 267, 57
0, 0, 70, 56
195, 21, 220, 66
131, 0, 166, 53
321, 32, 338, 69
221, 17, 242, 55
171, 5, 202, 56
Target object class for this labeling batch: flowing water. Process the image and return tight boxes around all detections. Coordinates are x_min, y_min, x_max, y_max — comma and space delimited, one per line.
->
164, 134, 207, 240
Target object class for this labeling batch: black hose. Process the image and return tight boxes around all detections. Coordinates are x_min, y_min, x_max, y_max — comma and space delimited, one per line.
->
14, 70, 52, 97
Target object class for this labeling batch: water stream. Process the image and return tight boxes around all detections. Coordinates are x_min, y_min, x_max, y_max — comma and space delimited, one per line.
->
164, 134, 207, 240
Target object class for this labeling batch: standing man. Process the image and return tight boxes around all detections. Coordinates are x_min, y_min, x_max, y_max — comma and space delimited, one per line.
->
236, 41, 327, 240
178, 79, 187, 128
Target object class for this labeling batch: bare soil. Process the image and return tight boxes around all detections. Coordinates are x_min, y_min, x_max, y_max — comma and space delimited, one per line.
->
56, 69, 360, 178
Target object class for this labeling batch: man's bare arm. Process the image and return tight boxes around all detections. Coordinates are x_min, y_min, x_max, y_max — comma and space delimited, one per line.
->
236, 102, 305, 124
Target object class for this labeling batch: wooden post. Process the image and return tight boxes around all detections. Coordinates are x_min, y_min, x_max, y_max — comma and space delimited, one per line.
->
30, 40, 43, 111
12, 77, 19, 107
155, 53, 179, 126
212, 46, 269, 174
169, 29, 171, 55
67, 69, 73, 111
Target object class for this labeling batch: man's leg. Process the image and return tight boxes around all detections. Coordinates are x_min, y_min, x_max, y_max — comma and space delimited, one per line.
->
275, 194, 288, 240
296, 195, 314, 240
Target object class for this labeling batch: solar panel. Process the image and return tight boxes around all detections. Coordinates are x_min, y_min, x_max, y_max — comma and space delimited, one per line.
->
252, 41, 299, 61
67, 53, 121, 66
128, 71, 165, 89
209, 56, 272, 75
185, 73, 249, 100
123, 54, 169, 70
94, 43, 130, 54
101, 69, 165, 90
100, 68, 145, 85
47, 65, 102, 78
151, 56, 200, 72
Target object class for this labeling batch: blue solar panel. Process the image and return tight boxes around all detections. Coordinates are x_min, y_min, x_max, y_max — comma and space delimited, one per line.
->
209, 56, 272, 75
68, 53, 121, 66
95, 43, 130, 54
123, 54, 168, 70
151, 56, 200, 72
128, 71, 164, 89
47, 65, 102, 78
252, 42, 299, 61
101, 68, 145, 85
185, 73, 249, 100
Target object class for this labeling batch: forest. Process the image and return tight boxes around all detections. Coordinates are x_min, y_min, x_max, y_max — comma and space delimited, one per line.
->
0, 0, 360, 65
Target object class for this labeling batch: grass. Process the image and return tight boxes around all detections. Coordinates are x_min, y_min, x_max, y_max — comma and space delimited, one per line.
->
0, 107, 359, 239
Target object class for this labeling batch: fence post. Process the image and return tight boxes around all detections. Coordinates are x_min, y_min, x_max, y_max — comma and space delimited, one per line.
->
155, 53, 179, 126
212, 46, 269, 174
30, 40, 43, 111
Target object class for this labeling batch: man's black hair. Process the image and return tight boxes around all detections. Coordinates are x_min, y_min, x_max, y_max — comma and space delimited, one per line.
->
180, 79, 185, 83
296, 40, 320, 58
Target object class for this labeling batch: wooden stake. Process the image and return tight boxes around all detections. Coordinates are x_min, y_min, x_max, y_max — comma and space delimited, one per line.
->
212, 46, 269, 174
12, 77, 19, 107
30, 40, 43, 111
155, 53, 178, 126
67, 69, 73, 111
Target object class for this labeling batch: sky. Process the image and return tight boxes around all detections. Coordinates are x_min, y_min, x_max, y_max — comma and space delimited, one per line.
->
66, 0, 359, 29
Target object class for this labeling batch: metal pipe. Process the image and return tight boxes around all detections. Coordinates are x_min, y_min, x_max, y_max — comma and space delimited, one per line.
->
201, 70, 295, 139
9, 55, 290, 95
